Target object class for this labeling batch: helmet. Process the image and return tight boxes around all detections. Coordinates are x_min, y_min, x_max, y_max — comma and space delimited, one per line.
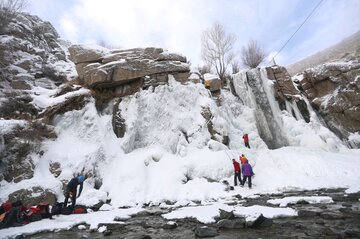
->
242, 154, 244, 157
78, 175, 85, 183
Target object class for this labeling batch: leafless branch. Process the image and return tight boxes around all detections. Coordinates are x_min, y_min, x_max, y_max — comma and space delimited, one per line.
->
0, 0, 27, 33
241, 39, 266, 68
201, 22, 236, 86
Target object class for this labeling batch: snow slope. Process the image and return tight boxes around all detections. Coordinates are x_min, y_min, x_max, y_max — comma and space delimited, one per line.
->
287, 30, 360, 75
1, 78, 359, 209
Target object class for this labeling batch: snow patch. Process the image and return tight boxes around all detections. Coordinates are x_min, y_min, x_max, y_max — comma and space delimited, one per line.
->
267, 196, 334, 207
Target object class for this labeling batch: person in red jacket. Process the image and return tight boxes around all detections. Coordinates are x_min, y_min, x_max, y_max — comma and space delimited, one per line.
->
243, 134, 250, 148
232, 159, 243, 186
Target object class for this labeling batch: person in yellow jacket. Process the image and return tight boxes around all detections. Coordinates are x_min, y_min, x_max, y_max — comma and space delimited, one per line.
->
240, 154, 247, 165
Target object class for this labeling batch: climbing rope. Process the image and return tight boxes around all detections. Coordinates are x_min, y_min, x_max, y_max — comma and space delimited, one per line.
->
271, 0, 325, 64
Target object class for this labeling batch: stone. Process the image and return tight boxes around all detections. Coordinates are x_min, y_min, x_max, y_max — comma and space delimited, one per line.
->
296, 199, 310, 205
218, 209, 235, 220
320, 212, 346, 219
34, 78, 56, 89
39, 94, 90, 124
49, 162, 62, 177
156, 52, 187, 63
298, 210, 319, 217
204, 74, 221, 92
10, 80, 31, 90
339, 207, 352, 213
70, 46, 190, 90
8, 187, 57, 205
247, 214, 273, 228
266, 66, 299, 97
141, 236, 152, 239
193, 226, 219, 237
163, 221, 178, 229
68, 44, 106, 64
216, 218, 246, 229
343, 228, 360, 238
103, 230, 112, 236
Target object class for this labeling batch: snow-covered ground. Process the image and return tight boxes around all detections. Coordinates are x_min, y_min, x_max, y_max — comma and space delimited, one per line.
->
1, 75, 360, 238
0, 207, 142, 238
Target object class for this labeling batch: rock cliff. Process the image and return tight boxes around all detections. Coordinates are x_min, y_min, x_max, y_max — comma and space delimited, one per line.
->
69, 45, 190, 96
297, 59, 360, 146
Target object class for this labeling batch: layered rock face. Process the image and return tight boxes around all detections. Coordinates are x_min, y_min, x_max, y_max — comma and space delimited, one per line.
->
0, 13, 80, 183
0, 13, 75, 89
298, 60, 360, 145
69, 45, 190, 95
266, 66, 310, 123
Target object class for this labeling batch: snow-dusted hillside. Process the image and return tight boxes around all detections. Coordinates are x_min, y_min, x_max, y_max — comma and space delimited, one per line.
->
287, 30, 360, 76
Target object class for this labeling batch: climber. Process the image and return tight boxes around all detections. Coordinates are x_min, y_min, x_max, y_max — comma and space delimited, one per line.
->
243, 134, 250, 148
241, 160, 254, 189
63, 175, 85, 209
240, 154, 247, 165
232, 159, 243, 186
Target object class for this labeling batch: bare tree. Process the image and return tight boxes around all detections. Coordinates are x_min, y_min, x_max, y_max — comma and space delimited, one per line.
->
201, 22, 236, 86
0, 0, 27, 33
241, 39, 266, 68
231, 59, 241, 74
196, 64, 211, 75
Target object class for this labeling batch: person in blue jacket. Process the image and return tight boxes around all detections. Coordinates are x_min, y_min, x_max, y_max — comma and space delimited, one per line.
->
63, 175, 85, 209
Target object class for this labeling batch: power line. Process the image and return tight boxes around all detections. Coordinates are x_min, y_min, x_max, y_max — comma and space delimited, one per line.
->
271, 0, 325, 64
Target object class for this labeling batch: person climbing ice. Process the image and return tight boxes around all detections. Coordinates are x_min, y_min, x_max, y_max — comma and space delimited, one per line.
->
243, 134, 250, 148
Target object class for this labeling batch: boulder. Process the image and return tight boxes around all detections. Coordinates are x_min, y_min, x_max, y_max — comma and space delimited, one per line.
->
193, 226, 218, 237
218, 209, 235, 220
204, 73, 221, 92
68, 44, 107, 64
10, 80, 32, 90
216, 218, 246, 229
163, 221, 178, 229
49, 162, 62, 177
69, 46, 190, 90
247, 214, 273, 228
7, 187, 57, 205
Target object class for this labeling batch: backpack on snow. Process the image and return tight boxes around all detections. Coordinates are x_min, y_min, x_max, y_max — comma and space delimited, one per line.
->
73, 205, 87, 214
60, 206, 73, 215
50, 202, 64, 215
0, 207, 23, 229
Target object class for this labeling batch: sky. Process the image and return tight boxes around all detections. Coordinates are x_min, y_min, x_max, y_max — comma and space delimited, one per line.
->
26, 0, 360, 68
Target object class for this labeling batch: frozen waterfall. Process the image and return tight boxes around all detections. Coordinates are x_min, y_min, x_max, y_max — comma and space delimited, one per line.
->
232, 68, 289, 149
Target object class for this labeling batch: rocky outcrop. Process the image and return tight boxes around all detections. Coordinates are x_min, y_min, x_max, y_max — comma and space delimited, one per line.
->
298, 61, 360, 144
266, 66, 310, 123
0, 121, 56, 182
69, 45, 190, 94
8, 187, 57, 205
0, 12, 77, 184
0, 13, 75, 89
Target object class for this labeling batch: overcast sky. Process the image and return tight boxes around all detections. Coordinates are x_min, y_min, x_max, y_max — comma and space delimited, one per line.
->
27, 0, 360, 67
